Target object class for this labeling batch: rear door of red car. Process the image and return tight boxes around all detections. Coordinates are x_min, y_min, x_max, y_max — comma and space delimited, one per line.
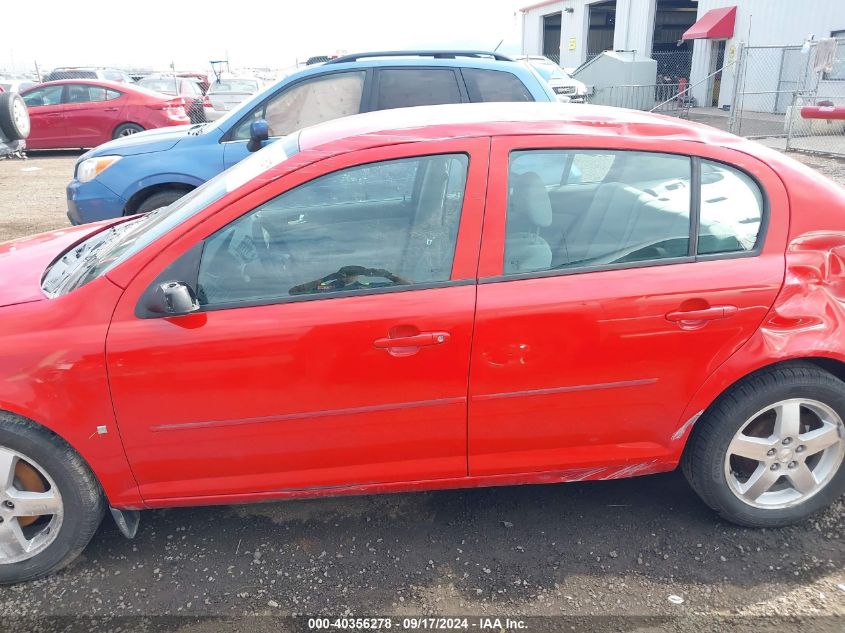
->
106, 137, 489, 502
61, 84, 124, 146
467, 135, 789, 477
21, 85, 66, 149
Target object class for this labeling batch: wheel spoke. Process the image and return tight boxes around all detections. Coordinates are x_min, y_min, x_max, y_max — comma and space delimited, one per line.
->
774, 401, 802, 439
739, 464, 779, 501
0, 520, 30, 558
800, 422, 842, 456
729, 435, 774, 461
0, 449, 18, 492
787, 463, 818, 495
7, 489, 61, 517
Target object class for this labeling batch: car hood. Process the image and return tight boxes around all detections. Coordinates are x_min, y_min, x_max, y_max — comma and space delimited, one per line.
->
84, 125, 194, 159
0, 223, 109, 307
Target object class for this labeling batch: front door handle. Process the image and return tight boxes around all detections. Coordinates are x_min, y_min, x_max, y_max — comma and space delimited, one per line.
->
103, 107, 119, 112
374, 331, 450, 350
666, 305, 738, 323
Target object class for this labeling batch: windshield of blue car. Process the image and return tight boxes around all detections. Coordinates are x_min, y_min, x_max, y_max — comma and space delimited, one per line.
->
42, 133, 301, 296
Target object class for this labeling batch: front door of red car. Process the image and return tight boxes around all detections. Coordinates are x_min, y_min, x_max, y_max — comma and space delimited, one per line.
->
62, 84, 124, 146
468, 136, 789, 476
106, 139, 488, 501
21, 85, 65, 149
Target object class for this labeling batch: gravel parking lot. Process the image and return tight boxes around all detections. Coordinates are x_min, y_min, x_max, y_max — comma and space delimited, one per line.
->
0, 148, 844, 632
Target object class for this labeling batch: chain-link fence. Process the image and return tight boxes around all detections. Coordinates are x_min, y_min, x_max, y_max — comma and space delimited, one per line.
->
730, 39, 845, 156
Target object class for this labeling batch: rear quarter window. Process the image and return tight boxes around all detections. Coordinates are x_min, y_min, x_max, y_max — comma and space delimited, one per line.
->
462, 68, 533, 102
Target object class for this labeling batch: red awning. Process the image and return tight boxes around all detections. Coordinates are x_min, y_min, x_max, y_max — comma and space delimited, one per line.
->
682, 6, 737, 41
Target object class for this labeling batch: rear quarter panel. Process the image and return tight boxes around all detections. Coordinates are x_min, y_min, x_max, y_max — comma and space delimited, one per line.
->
674, 143, 845, 447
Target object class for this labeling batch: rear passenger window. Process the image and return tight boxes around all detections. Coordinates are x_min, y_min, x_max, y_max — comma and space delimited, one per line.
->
698, 160, 763, 255
504, 150, 691, 274
462, 69, 533, 102
375, 69, 462, 109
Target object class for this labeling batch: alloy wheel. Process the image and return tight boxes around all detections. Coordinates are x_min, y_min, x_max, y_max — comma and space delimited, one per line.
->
0, 447, 63, 564
724, 398, 845, 509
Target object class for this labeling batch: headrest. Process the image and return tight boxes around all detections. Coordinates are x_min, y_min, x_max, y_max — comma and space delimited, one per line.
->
509, 171, 552, 228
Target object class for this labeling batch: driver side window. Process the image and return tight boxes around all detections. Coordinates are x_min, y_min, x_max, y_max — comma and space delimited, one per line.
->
197, 153, 469, 307
232, 72, 365, 141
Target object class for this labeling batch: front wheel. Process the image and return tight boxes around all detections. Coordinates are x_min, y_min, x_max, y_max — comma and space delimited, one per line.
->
683, 363, 845, 527
113, 123, 143, 139
0, 413, 104, 583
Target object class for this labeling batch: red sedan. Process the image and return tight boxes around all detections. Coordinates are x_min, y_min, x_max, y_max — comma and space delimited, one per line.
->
1, 103, 844, 582
19, 79, 190, 150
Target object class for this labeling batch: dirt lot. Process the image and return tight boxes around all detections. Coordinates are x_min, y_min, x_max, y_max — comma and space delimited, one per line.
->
0, 148, 844, 632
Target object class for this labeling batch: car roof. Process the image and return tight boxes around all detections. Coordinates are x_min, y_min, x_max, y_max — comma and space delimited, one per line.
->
298, 102, 743, 154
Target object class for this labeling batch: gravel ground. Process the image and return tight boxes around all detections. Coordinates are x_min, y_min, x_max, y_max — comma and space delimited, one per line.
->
0, 147, 844, 632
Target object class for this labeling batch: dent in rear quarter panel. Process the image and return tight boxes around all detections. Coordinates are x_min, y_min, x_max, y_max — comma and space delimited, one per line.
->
0, 279, 142, 507
673, 167, 845, 445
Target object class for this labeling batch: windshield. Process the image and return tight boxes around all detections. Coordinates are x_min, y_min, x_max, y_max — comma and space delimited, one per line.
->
42, 134, 300, 296
138, 78, 182, 94
209, 79, 259, 93
532, 62, 570, 81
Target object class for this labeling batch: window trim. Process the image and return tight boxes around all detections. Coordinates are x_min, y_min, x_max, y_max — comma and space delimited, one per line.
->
219, 69, 372, 144
158, 152, 474, 314
488, 148, 769, 283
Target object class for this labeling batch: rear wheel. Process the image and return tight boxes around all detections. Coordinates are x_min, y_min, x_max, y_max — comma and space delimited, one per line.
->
0, 414, 104, 583
683, 364, 845, 527
113, 123, 143, 139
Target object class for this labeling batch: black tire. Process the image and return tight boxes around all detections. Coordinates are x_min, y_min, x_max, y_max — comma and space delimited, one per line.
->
112, 123, 144, 139
0, 413, 104, 583
0, 92, 30, 141
682, 363, 845, 528
132, 189, 187, 215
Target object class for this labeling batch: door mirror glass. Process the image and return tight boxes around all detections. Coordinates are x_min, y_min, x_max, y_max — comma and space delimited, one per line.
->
148, 281, 200, 315
247, 119, 270, 152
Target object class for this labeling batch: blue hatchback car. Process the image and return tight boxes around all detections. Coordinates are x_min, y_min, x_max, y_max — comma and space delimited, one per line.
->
66, 51, 557, 224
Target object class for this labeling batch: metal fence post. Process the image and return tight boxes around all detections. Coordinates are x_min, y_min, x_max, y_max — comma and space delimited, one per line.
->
728, 42, 745, 135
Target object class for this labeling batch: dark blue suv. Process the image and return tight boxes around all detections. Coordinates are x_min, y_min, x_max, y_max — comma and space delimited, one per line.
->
66, 51, 556, 224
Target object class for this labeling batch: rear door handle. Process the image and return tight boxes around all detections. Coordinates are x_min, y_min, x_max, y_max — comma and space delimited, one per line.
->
46, 113, 62, 118
103, 107, 119, 112
374, 331, 450, 349
666, 305, 738, 322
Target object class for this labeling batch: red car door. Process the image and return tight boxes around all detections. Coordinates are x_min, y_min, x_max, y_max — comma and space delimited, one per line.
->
468, 135, 789, 476
105, 138, 488, 502
21, 85, 66, 149
62, 83, 124, 146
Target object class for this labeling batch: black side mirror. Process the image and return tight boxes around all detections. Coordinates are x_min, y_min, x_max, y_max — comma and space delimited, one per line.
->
148, 281, 200, 316
247, 119, 270, 152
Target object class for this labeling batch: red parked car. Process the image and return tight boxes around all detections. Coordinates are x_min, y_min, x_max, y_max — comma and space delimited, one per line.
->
19, 79, 190, 150
1, 103, 844, 582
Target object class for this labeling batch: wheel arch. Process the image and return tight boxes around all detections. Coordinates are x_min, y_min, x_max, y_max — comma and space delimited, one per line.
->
111, 121, 144, 138
673, 354, 845, 456
123, 182, 196, 215
0, 403, 143, 509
